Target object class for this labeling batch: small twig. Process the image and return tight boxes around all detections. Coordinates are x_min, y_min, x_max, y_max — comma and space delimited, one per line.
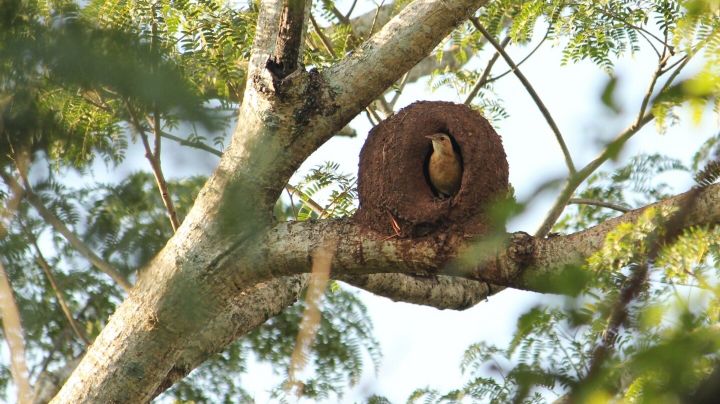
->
366, 106, 382, 126
159, 131, 223, 156
310, 13, 337, 58
534, 41, 685, 237
286, 184, 325, 217
534, 113, 655, 237
568, 198, 630, 213
637, 58, 667, 123
373, 97, 393, 117
483, 31, 549, 85
327, 3, 349, 25
27, 227, 90, 346
368, 0, 386, 37
464, 36, 511, 105
318, 178, 357, 219
344, 0, 358, 21
472, 18, 576, 175
597, 7, 673, 56
125, 101, 181, 232
0, 172, 133, 291
389, 72, 410, 108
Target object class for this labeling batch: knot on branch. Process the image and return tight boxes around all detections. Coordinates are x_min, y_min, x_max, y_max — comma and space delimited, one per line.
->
507, 231, 535, 267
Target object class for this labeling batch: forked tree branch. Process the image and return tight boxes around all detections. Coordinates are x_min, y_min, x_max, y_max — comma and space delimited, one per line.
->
125, 102, 181, 232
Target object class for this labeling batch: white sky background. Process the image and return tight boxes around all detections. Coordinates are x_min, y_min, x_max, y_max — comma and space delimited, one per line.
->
26, 1, 717, 403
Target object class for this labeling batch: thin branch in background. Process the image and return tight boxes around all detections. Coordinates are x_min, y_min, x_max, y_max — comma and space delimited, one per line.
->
0, 163, 32, 404
638, 58, 668, 122
310, 13, 337, 58
30, 296, 95, 382
598, 7, 674, 57
159, 132, 223, 156
368, 0, 386, 38
327, 3, 349, 25
286, 184, 325, 217
534, 113, 655, 237
568, 198, 630, 213
125, 101, 181, 232
471, 18, 577, 175
318, 178, 357, 219
344, 0, 358, 21
389, 71, 410, 108
533, 35, 700, 237
0, 172, 133, 291
464, 36, 511, 105
286, 240, 335, 397
28, 231, 90, 346
157, 132, 328, 219
483, 30, 549, 86
366, 106, 381, 126
0, 261, 32, 404
572, 187, 704, 400
286, 187, 299, 219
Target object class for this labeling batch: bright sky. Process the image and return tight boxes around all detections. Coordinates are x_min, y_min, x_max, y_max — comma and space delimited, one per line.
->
47, 2, 717, 403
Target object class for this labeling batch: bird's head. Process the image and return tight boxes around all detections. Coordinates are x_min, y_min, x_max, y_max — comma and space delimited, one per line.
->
425, 133, 453, 152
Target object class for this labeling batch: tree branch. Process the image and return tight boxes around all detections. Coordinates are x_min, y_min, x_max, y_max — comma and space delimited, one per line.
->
339, 274, 491, 310
568, 198, 630, 213
0, 262, 32, 404
320, 0, 490, 152
0, 172, 132, 291
464, 36, 511, 105
29, 233, 90, 346
125, 103, 181, 232
571, 186, 705, 400
471, 18, 576, 175
258, 183, 720, 291
267, 0, 308, 79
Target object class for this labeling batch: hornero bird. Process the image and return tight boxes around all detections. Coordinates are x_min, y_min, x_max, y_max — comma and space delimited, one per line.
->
425, 133, 462, 198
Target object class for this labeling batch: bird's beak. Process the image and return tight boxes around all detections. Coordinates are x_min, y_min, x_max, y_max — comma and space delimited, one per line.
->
425, 134, 439, 140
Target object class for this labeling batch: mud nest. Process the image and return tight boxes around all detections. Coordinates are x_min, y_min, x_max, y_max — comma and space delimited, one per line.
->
355, 101, 509, 237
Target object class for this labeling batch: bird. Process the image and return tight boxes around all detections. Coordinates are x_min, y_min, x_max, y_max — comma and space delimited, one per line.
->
425, 133, 462, 198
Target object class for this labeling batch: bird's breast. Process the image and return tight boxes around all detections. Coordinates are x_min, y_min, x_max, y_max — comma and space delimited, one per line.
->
428, 151, 462, 196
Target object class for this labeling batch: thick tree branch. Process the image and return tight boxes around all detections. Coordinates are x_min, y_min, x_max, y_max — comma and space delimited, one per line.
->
50, 2, 509, 401
316, 0, 489, 152
259, 183, 720, 291
268, 0, 308, 79
339, 274, 491, 310
155, 127, 486, 310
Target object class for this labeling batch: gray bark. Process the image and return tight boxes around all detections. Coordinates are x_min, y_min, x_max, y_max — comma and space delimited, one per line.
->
47, 0, 720, 399
50, 0, 491, 402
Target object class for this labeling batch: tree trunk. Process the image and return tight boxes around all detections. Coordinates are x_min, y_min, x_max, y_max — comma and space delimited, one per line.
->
50, 0, 490, 401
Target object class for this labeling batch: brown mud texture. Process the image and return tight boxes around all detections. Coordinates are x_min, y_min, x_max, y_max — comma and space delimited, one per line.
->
355, 101, 509, 238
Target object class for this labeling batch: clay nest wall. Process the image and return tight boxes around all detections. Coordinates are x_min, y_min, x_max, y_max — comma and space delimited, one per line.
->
355, 101, 509, 238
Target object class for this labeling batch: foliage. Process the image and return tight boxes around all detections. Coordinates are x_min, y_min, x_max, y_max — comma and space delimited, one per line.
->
0, 0, 720, 403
